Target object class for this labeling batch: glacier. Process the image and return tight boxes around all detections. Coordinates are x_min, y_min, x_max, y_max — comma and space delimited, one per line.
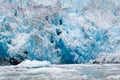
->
0, 0, 120, 65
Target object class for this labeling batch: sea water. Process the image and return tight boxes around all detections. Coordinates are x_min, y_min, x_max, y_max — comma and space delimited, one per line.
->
0, 60, 120, 80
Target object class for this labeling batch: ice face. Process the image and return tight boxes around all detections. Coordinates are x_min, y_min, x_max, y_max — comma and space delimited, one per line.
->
0, 0, 120, 64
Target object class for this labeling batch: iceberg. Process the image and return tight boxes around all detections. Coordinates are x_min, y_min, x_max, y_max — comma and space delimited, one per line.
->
17, 60, 50, 68
0, 0, 120, 64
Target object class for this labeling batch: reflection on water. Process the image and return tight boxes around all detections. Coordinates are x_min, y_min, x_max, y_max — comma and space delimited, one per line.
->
0, 64, 120, 80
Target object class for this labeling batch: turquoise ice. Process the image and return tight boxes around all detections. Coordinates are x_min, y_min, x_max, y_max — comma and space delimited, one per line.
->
0, 0, 120, 64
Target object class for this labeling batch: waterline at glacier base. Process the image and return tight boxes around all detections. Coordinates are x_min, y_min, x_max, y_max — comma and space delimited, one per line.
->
1, 0, 120, 80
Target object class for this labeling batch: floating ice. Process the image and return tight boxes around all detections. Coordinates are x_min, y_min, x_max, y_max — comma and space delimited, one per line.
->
17, 60, 50, 68
1, 64, 120, 80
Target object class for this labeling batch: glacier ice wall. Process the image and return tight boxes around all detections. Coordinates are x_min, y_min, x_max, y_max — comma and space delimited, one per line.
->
0, 0, 120, 64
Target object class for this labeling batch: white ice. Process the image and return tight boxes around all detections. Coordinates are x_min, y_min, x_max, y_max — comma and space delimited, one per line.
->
17, 60, 50, 68
1, 60, 120, 80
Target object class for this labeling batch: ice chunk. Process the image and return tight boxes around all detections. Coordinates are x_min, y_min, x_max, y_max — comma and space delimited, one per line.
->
17, 60, 50, 68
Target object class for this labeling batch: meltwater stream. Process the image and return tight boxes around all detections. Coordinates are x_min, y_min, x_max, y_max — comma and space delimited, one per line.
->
0, 60, 120, 80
